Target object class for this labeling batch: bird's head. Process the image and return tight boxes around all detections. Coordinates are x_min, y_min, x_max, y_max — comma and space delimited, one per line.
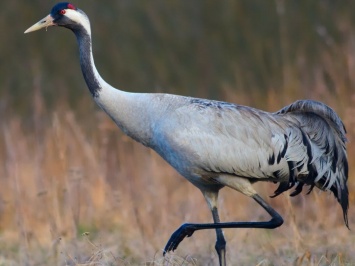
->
25, 2, 90, 35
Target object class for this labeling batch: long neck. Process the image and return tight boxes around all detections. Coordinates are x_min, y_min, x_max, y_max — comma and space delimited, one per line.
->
69, 22, 158, 146
73, 26, 103, 97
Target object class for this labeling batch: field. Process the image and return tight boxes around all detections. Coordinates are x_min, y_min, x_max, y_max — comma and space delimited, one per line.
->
0, 91, 354, 265
1, 1, 355, 265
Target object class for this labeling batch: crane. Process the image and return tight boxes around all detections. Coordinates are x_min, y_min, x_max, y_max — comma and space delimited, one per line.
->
25, 3, 349, 266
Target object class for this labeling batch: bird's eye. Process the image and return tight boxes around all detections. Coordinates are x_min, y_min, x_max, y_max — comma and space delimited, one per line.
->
60, 9, 66, 15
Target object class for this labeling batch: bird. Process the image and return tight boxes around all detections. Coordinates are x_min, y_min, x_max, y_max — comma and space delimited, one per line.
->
25, 3, 349, 266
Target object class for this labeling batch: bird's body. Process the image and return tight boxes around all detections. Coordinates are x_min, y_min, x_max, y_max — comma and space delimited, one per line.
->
99, 91, 348, 204
25, 3, 349, 266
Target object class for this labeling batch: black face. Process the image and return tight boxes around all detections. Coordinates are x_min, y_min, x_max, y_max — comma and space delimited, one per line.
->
50, 2, 77, 25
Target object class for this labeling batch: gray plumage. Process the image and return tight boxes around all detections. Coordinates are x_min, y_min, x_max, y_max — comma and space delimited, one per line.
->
152, 96, 348, 219
25, 4, 349, 265
101, 91, 349, 225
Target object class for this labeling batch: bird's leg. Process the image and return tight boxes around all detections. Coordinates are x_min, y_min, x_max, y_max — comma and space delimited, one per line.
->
211, 206, 226, 266
163, 194, 283, 257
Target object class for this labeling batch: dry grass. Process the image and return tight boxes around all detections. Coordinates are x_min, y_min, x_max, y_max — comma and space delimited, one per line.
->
0, 88, 354, 266
2, 1, 355, 265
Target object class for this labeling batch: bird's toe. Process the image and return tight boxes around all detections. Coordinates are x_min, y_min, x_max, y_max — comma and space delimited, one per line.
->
163, 223, 196, 256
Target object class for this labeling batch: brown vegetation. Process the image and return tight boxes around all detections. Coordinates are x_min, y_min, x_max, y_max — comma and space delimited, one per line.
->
0, 90, 354, 265
1, 1, 355, 265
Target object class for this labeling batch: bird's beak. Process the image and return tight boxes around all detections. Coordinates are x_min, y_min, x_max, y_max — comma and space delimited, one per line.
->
24, 14, 55, 34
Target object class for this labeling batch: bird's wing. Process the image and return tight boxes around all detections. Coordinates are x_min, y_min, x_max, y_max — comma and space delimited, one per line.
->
155, 98, 295, 181
276, 100, 348, 225
152, 96, 348, 226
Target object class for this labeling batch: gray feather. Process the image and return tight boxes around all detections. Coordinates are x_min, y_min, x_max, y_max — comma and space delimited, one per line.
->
143, 97, 349, 226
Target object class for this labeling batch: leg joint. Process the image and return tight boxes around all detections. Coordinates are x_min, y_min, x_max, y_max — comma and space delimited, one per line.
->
215, 238, 226, 251
270, 215, 284, 228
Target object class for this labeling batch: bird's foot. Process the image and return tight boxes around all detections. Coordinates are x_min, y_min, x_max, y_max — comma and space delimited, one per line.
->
163, 223, 196, 256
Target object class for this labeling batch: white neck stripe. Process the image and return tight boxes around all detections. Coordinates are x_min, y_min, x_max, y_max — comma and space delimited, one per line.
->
65, 9, 91, 35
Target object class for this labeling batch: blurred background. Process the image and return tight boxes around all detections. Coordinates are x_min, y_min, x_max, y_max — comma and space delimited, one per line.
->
1, 0, 355, 265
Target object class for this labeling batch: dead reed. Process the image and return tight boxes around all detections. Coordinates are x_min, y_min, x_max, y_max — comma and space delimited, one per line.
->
1, 0, 355, 265
0, 86, 354, 265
